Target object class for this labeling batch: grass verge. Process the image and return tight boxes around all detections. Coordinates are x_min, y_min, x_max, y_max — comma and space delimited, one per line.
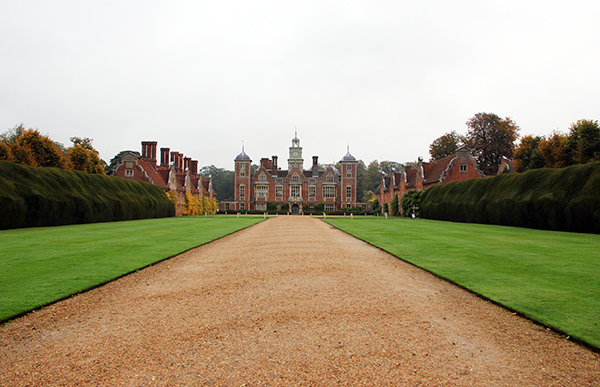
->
324, 217, 600, 350
0, 215, 263, 322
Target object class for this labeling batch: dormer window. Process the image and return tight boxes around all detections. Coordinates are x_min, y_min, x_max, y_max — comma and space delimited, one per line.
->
326, 174, 334, 183
258, 172, 267, 182
291, 174, 300, 183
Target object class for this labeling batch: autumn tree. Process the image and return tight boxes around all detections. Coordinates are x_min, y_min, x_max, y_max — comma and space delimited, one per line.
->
514, 135, 544, 172
464, 113, 520, 175
568, 119, 600, 165
67, 137, 105, 174
0, 125, 66, 168
538, 132, 570, 168
429, 131, 462, 162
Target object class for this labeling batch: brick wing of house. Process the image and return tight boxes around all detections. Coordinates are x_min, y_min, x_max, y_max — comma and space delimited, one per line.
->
376, 147, 483, 214
112, 141, 215, 216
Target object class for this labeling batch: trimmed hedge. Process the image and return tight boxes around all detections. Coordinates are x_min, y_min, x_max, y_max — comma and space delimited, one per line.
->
0, 161, 175, 229
421, 161, 600, 234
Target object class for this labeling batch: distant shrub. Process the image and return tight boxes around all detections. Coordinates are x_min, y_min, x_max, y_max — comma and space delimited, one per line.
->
421, 161, 600, 233
0, 161, 175, 230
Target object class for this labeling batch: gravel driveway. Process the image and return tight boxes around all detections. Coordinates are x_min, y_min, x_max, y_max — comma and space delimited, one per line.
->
1, 216, 598, 386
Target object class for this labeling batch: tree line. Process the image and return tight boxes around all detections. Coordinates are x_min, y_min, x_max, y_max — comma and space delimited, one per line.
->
0, 124, 105, 174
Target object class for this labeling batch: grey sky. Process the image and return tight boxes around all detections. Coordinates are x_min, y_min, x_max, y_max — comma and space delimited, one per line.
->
1, 1, 598, 170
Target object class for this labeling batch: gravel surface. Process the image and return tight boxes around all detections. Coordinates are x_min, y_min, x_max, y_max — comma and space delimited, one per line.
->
1, 216, 599, 386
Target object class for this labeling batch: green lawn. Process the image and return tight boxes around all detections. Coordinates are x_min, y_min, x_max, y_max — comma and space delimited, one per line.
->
324, 217, 600, 350
0, 216, 263, 322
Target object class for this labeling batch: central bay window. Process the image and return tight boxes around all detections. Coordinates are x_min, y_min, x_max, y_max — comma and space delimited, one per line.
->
290, 185, 301, 198
255, 185, 268, 198
275, 185, 283, 198
308, 185, 316, 198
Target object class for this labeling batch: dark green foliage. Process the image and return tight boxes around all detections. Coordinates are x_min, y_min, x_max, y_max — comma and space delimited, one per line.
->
390, 194, 399, 216
0, 161, 175, 230
421, 162, 600, 233
400, 190, 423, 217
372, 199, 380, 214
200, 165, 234, 200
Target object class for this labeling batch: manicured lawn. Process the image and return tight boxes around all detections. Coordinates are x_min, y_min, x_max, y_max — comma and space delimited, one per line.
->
0, 216, 263, 322
324, 217, 600, 350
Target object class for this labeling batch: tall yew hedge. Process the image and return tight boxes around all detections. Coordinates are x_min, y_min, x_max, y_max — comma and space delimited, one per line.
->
421, 161, 600, 234
0, 161, 175, 230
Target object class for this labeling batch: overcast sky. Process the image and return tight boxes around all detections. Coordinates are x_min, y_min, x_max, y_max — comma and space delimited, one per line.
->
1, 1, 598, 170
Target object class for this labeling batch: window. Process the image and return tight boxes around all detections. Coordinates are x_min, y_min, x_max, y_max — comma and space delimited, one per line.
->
256, 203, 267, 211
239, 184, 245, 198
324, 203, 336, 212
224, 203, 230, 210
275, 185, 283, 198
326, 174, 334, 183
346, 164, 352, 171
125, 169, 134, 177
346, 185, 352, 199
290, 185, 301, 198
309, 203, 315, 210
308, 185, 316, 198
255, 185, 268, 198
240, 203, 245, 210
460, 164, 467, 172
276, 178, 283, 184
291, 174, 300, 183
346, 173, 352, 178
240, 163, 246, 177
258, 172, 267, 182
323, 185, 336, 198
308, 178, 316, 184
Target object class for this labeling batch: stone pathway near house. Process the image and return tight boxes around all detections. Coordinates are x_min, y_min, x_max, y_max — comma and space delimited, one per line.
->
1, 216, 598, 386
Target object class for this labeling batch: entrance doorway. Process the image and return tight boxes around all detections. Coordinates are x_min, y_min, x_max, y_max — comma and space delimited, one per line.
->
291, 203, 300, 215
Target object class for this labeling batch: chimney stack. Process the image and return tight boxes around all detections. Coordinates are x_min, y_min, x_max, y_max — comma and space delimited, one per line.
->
184, 157, 191, 172
312, 156, 318, 167
272, 155, 278, 170
170, 151, 180, 170
141, 141, 157, 165
190, 160, 198, 175
160, 148, 170, 167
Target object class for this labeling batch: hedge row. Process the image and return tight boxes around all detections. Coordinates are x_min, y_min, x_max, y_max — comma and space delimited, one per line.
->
421, 161, 600, 234
0, 161, 175, 230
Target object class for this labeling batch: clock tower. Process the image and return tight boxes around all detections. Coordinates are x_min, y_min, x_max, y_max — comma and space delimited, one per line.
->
287, 130, 304, 170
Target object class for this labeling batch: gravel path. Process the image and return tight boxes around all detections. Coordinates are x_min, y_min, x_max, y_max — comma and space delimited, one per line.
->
1, 216, 598, 386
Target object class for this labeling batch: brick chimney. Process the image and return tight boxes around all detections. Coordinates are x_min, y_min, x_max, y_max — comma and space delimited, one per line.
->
184, 157, 191, 172
272, 155, 278, 170
312, 156, 318, 167
170, 151, 180, 170
141, 141, 157, 166
190, 160, 198, 175
160, 148, 170, 167
178, 153, 184, 172
260, 157, 270, 169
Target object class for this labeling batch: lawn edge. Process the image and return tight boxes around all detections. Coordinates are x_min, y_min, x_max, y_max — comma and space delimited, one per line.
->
322, 218, 600, 354
1, 218, 265, 325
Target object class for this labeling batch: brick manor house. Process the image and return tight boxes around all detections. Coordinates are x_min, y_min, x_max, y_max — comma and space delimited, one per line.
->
220, 133, 362, 214
113, 141, 215, 216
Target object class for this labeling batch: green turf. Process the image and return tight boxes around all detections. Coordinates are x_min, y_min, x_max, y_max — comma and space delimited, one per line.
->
324, 217, 600, 350
0, 216, 263, 322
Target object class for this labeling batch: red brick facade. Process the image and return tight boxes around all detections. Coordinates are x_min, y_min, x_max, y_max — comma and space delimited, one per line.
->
376, 147, 483, 214
221, 134, 361, 214
113, 141, 215, 215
